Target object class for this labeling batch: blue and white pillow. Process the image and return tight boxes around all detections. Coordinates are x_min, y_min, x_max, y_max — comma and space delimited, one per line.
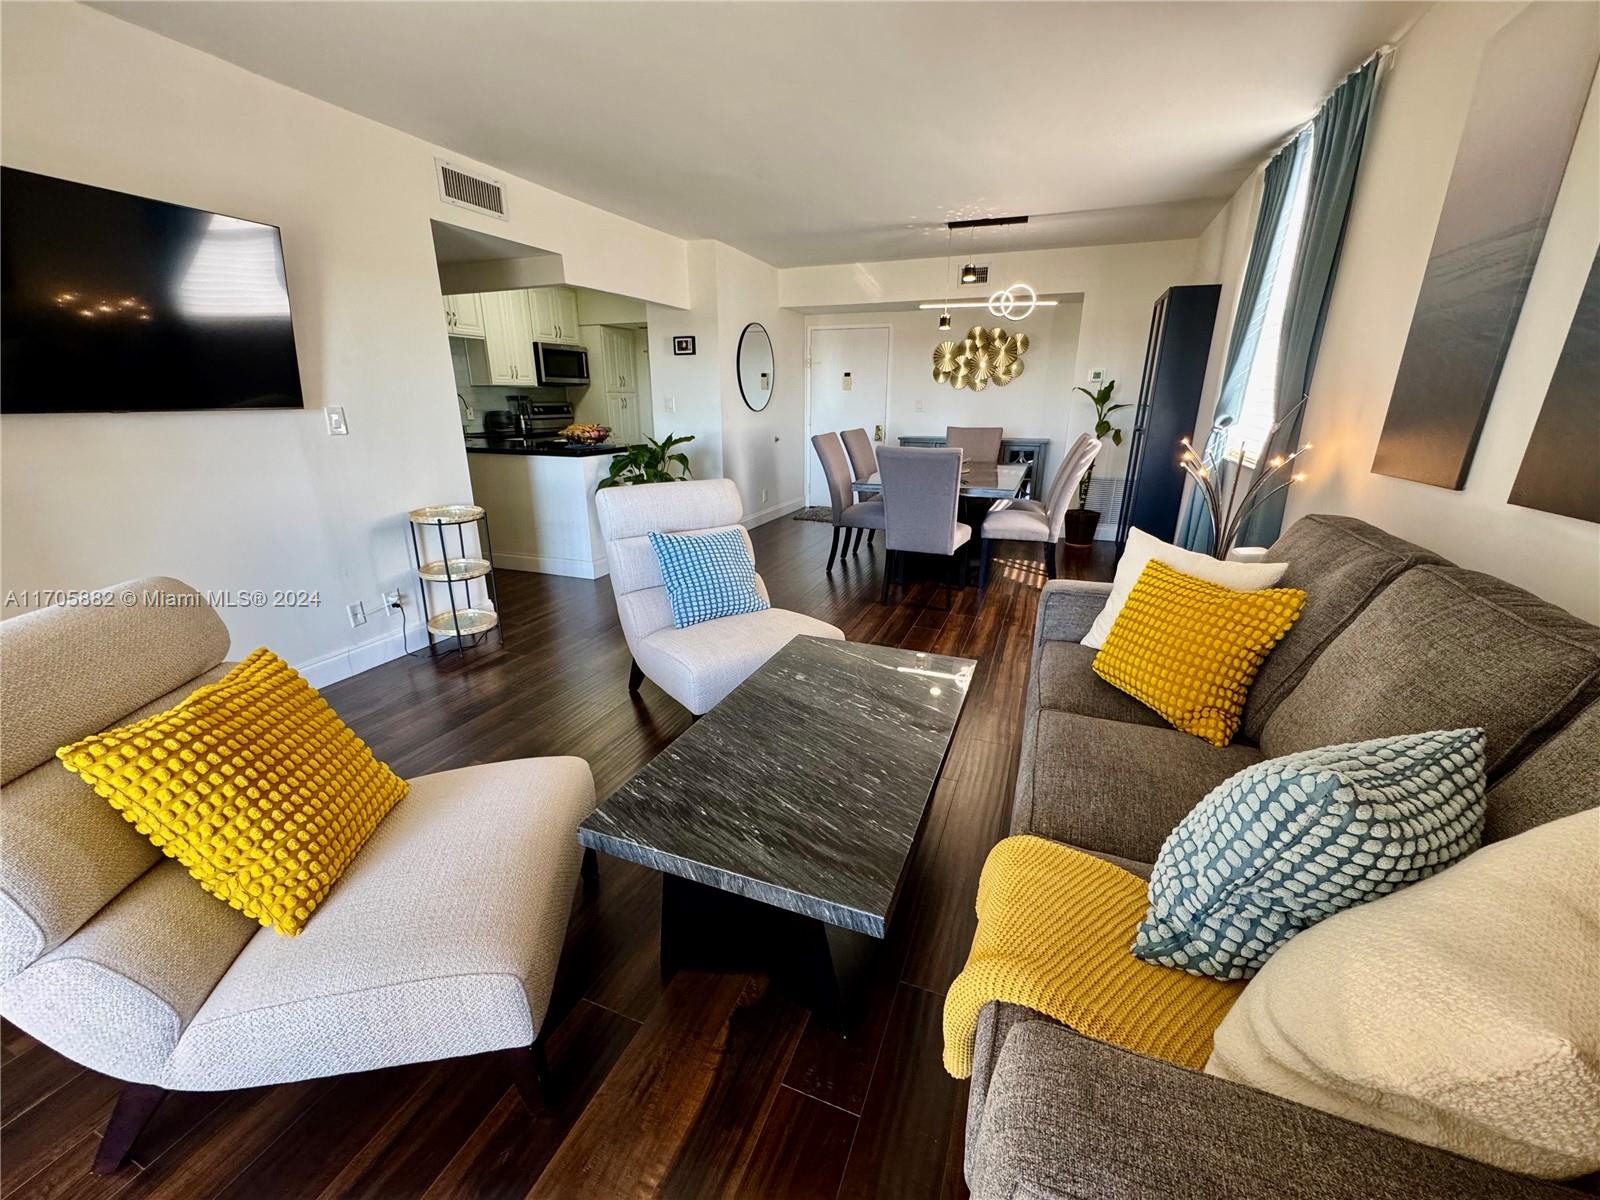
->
1133, 728, 1487, 980
648, 528, 770, 629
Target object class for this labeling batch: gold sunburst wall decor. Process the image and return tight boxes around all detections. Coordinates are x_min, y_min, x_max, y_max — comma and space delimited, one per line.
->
933, 325, 1029, 390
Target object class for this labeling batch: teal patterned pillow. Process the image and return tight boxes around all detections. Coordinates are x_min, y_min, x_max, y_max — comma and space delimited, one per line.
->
1134, 728, 1487, 980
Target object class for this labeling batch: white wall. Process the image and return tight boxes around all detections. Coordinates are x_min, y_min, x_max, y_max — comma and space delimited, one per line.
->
714, 244, 806, 526
801, 302, 1083, 488
0, 2, 693, 683
644, 241, 806, 525
1282, 2, 1600, 622
646, 243, 725, 485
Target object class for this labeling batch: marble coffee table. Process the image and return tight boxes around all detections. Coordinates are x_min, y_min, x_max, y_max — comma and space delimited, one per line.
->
578, 635, 975, 1021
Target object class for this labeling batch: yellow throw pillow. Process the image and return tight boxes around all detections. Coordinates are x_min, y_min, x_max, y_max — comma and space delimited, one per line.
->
1093, 559, 1306, 746
57, 647, 407, 935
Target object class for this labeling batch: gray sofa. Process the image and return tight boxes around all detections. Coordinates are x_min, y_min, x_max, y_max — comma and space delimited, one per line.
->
965, 514, 1600, 1200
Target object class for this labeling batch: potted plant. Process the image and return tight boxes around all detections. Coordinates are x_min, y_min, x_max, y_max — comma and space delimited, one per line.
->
596, 433, 695, 489
1062, 381, 1126, 546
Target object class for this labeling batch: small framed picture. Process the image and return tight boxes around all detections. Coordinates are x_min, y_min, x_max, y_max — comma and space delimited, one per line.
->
672, 335, 696, 356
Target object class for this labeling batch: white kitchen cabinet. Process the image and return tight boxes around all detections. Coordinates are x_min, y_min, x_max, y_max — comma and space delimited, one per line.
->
479, 291, 536, 385
443, 293, 485, 339
606, 391, 640, 445
530, 287, 581, 344
580, 324, 638, 393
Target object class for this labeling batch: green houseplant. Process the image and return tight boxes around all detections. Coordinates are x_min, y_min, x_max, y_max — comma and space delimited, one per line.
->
596, 433, 695, 490
1062, 380, 1127, 546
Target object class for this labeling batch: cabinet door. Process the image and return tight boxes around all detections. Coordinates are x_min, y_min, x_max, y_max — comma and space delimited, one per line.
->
443, 296, 458, 332
606, 391, 640, 445
448, 293, 485, 339
603, 328, 634, 390
528, 289, 559, 341
554, 289, 581, 343
504, 292, 536, 382
480, 292, 531, 384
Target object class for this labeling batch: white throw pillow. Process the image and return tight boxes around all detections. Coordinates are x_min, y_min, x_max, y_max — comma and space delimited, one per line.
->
1081, 527, 1288, 649
1206, 808, 1600, 1180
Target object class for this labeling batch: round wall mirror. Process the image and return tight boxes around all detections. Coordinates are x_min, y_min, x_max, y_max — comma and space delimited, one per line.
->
737, 322, 774, 412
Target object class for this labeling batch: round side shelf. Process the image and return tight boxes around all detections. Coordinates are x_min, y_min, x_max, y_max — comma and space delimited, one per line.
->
426, 608, 499, 637
409, 504, 485, 526
408, 503, 501, 656
417, 557, 492, 582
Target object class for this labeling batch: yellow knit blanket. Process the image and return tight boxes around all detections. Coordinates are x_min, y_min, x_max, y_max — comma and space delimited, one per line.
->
943, 835, 1244, 1077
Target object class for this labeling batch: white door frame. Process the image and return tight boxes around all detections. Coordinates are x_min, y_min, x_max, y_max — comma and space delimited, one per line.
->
804, 322, 894, 507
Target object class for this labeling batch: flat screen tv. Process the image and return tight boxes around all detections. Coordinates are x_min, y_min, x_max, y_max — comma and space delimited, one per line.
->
1, 168, 304, 412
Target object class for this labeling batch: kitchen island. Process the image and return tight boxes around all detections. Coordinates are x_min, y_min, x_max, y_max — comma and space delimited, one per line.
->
465, 439, 624, 579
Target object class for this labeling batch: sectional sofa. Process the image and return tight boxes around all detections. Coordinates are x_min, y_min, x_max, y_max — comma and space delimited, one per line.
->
964, 514, 1599, 1199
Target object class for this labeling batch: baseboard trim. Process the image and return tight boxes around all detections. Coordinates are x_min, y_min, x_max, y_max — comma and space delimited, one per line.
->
744, 498, 804, 529
491, 551, 608, 579
296, 619, 427, 689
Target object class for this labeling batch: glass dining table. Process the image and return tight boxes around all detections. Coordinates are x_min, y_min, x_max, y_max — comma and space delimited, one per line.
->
850, 461, 1032, 501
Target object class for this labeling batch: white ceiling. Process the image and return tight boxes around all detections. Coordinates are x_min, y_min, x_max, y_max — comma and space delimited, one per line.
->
94, 1, 1423, 268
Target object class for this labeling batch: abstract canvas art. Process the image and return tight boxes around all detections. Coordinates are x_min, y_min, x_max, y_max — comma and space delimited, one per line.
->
1372, 3, 1599, 489
1509, 254, 1600, 524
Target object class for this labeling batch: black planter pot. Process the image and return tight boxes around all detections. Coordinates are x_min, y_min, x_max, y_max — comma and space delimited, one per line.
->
1061, 507, 1099, 547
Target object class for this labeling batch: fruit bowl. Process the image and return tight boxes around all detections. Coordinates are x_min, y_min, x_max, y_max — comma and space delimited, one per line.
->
559, 423, 611, 445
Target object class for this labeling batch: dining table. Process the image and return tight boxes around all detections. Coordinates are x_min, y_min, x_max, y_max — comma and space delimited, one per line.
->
850, 460, 1032, 500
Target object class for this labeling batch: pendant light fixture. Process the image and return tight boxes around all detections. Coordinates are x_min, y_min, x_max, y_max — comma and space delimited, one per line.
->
938, 225, 953, 330
923, 215, 1060, 320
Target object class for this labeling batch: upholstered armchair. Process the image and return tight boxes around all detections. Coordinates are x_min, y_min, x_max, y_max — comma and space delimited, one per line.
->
0, 580, 596, 1172
595, 478, 844, 715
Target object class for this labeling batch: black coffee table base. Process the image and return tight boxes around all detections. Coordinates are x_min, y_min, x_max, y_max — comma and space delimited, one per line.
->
659, 875, 878, 1029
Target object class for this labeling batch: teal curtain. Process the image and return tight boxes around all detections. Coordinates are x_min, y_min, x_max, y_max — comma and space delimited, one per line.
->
1237, 57, 1380, 547
1176, 136, 1309, 553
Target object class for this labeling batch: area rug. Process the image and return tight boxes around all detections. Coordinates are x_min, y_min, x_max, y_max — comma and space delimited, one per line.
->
791, 506, 834, 523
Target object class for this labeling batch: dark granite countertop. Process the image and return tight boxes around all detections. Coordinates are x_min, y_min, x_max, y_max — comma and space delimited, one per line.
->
578, 636, 975, 937
464, 436, 626, 457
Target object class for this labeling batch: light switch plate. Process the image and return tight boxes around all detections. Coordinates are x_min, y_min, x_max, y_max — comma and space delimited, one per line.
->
1087, 369, 1106, 386
326, 406, 349, 436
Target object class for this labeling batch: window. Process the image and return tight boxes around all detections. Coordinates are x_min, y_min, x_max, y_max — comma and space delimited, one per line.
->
1225, 130, 1314, 468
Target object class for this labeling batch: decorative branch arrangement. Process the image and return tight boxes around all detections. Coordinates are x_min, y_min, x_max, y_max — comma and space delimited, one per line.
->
1180, 398, 1312, 559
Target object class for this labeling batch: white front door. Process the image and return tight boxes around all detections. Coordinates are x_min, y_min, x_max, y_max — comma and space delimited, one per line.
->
806, 326, 890, 506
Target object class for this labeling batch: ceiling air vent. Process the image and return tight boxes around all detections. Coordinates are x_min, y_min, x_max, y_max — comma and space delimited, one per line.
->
435, 159, 508, 221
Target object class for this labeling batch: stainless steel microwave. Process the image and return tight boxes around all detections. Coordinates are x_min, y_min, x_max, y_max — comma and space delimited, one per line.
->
533, 341, 589, 387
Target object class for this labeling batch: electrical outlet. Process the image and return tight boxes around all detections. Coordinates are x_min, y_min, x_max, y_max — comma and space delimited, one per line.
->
326, 407, 349, 436
346, 601, 366, 627
916, 396, 925, 412
761, 488, 769, 504
383, 589, 403, 609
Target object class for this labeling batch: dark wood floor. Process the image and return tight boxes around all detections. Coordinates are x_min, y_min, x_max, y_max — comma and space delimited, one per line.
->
1, 518, 1114, 1200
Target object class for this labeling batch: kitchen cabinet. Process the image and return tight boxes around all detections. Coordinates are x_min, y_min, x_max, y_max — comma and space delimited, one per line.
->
442, 294, 485, 339
479, 291, 537, 385
582, 324, 637, 393
606, 391, 641, 445
530, 287, 581, 344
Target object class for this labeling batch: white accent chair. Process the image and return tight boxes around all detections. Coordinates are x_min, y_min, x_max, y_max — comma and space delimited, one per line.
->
595, 478, 844, 715
0, 579, 596, 1173
980, 434, 1102, 585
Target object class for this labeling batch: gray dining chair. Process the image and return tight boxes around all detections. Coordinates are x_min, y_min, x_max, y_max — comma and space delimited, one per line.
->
979, 434, 1102, 586
988, 433, 1098, 520
840, 428, 880, 547
946, 426, 1003, 464
811, 432, 885, 572
877, 446, 971, 606
841, 428, 877, 481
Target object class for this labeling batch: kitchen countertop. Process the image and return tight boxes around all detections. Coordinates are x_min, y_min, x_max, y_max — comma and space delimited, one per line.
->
464, 436, 625, 457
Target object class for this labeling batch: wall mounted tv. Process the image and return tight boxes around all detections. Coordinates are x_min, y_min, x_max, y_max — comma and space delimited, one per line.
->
1, 168, 304, 412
